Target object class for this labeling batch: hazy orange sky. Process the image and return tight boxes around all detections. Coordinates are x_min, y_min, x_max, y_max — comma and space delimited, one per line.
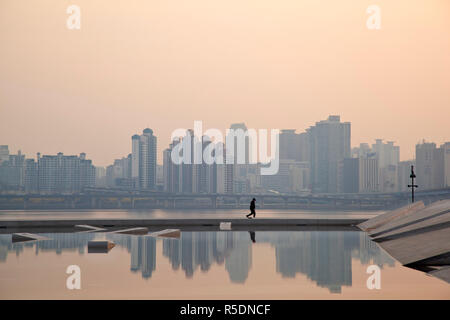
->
1, 0, 449, 166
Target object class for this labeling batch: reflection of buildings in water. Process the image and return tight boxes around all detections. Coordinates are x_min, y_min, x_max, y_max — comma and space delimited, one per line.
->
104, 231, 245, 280
107, 233, 156, 279
130, 236, 142, 272
354, 233, 395, 268
141, 236, 156, 279
265, 231, 394, 293
120, 230, 391, 287
0, 230, 394, 291
269, 232, 351, 293
0, 233, 96, 262
162, 231, 249, 282
181, 232, 195, 278
196, 232, 214, 272
225, 232, 252, 283
0, 244, 7, 262
162, 234, 180, 270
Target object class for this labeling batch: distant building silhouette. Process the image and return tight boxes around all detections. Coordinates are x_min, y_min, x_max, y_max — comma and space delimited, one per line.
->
372, 139, 400, 193
163, 130, 236, 194
0, 149, 95, 193
0, 149, 25, 191
279, 129, 309, 162
342, 157, 378, 193
261, 159, 310, 193
307, 115, 351, 193
0, 145, 9, 164
106, 154, 132, 188
348, 140, 400, 193
398, 160, 415, 192
132, 129, 157, 190
416, 141, 450, 190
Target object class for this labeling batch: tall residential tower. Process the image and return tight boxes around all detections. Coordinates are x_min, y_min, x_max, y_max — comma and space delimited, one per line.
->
131, 129, 157, 190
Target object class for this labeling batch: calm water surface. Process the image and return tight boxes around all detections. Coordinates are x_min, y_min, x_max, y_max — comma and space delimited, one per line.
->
0, 229, 449, 299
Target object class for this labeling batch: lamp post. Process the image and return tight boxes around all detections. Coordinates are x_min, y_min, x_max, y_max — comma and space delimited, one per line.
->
408, 165, 418, 203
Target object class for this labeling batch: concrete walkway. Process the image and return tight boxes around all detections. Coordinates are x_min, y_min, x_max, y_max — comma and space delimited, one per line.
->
0, 217, 368, 229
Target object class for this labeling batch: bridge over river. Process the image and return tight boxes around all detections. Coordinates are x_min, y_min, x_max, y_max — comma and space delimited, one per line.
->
0, 188, 449, 210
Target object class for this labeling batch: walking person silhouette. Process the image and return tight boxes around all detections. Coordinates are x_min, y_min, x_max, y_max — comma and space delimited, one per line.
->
246, 198, 256, 219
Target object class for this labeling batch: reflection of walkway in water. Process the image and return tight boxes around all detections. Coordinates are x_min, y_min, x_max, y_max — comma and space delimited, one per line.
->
0, 231, 394, 292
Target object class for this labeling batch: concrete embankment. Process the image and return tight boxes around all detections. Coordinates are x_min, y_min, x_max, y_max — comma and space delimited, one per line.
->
358, 199, 450, 284
0, 217, 367, 230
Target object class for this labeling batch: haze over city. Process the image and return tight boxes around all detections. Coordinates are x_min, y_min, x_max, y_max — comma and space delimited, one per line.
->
1, 0, 449, 166
0, 0, 449, 306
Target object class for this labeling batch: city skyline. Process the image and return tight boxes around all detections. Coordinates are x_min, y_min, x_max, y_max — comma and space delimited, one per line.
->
0, 0, 449, 305
1, 118, 447, 167
1, 1, 449, 166
1, 115, 449, 195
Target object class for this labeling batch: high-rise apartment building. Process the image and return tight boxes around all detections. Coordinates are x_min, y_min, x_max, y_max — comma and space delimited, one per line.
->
441, 143, 450, 188
416, 141, 437, 190
372, 139, 400, 168
106, 155, 132, 188
25, 158, 38, 193
371, 139, 400, 192
342, 157, 379, 193
227, 123, 251, 194
279, 130, 309, 162
430, 142, 450, 189
350, 140, 400, 193
162, 131, 195, 193
37, 152, 95, 194
398, 160, 415, 192
261, 159, 310, 193
307, 115, 351, 193
0, 145, 9, 164
131, 129, 157, 190
164, 133, 221, 194
163, 138, 181, 193
95, 166, 107, 187
0, 150, 25, 191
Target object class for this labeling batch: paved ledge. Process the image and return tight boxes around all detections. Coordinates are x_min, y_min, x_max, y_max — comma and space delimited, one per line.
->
375, 226, 450, 266
358, 201, 424, 232
0, 225, 360, 234
369, 200, 450, 238
12, 233, 50, 243
359, 200, 450, 284
0, 217, 368, 229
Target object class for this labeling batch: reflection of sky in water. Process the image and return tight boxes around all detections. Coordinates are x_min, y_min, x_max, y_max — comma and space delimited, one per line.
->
0, 231, 394, 294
